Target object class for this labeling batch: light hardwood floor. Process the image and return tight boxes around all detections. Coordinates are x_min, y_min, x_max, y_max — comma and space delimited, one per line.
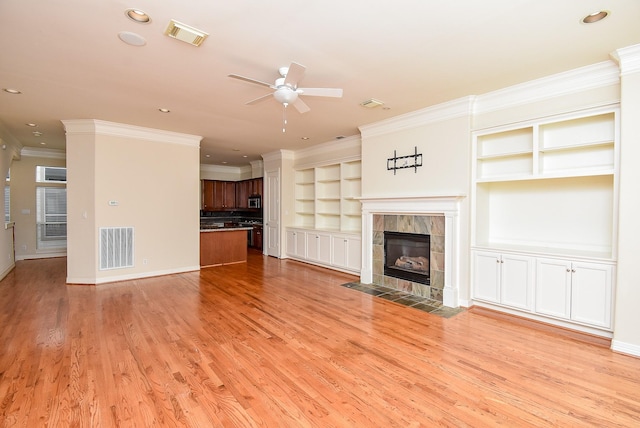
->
1, 252, 639, 427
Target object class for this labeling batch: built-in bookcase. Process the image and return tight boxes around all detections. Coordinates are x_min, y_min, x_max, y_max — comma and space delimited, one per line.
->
471, 106, 619, 334
293, 159, 361, 232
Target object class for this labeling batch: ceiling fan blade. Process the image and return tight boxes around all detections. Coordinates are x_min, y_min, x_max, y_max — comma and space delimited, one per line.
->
228, 74, 275, 89
297, 87, 343, 98
284, 62, 306, 88
292, 97, 310, 114
246, 93, 273, 105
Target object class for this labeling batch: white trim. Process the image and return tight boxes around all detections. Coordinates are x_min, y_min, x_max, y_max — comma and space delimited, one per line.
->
20, 147, 66, 159
62, 119, 202, 147
359, 97, 474, 139
359, 195, 466, 308
66, 265, 201, 285
474, 61, 620, 115
611, 339, 640, 358
0, 262, 15, 281
293, 134, 361, 160
16, 252, 66, 261
610, 43, 640, 76
262, 149, 295, 163
200, 163, 251, 176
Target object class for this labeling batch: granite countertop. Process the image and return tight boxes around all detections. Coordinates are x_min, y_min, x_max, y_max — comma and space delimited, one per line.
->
200, 225, 253, 232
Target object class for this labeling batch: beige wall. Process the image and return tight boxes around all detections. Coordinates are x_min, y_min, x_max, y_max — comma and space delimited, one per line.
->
612, 46, 640, 354
0, 130, 23, 278
64, 120, 201, 284
9, 151, 66, 261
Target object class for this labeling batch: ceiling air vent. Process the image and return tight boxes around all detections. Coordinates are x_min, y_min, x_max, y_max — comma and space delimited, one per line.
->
164, 19, 208, 47
360, 98, 385, 108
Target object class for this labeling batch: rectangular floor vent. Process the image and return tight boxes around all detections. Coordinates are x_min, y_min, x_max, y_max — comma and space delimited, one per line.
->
100, 227, 134, 270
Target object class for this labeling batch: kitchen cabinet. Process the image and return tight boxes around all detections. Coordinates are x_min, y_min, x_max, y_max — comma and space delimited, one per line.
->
536, 258, 613, 328
202, 180, 215, 211
473, 251, 534, 311
213, 181, 236, 210
252, 225, 263, 250
203, 178, 263, 212
200, 229, 248, 266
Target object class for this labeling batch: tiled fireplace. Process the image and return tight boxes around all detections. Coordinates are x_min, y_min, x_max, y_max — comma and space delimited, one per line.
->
360, 196, 464, 308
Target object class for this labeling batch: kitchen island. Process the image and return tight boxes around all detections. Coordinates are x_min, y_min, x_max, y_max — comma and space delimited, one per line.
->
200, 226, 252, 267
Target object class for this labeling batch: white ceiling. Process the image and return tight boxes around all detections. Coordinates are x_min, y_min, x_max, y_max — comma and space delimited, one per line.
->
1, 1, 639, 166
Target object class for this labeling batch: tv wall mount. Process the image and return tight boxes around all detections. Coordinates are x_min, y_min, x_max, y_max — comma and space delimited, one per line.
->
387, 147, 423, 175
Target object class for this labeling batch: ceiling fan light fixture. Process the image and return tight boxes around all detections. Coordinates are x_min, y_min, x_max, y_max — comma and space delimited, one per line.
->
273, 87, 298, 104
164, 19, 208, 47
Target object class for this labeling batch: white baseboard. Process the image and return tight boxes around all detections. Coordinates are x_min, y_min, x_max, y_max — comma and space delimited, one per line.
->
611, 340, 640, 358
0, 262, 15, 281
16, 252, 66, 261
67, 265, 201, 285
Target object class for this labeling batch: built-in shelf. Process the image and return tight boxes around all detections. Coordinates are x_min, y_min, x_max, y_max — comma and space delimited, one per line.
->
293, 159, 362, 233
471, 106, 619, 335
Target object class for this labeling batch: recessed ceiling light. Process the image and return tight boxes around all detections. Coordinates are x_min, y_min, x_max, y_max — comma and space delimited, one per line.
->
205, 154, 211, 158
25, 123, 37, 127
125, 9, 151, 23
118, 31, 146, 46
582, 10, 609, 24
158, 108, 170, 113
222, 161, 228, 164
32, 131, 42, 136
3, 88, 21, 94
40, 142, 46, 145
242, 155, 248, 158
301, 136, 309, 140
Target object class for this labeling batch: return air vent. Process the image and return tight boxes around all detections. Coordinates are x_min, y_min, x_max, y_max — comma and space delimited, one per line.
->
164, 19, 208, 47
100, 227, 134, 270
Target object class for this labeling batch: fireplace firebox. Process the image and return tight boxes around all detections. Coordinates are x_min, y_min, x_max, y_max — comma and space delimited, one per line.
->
384, 231, 430, 285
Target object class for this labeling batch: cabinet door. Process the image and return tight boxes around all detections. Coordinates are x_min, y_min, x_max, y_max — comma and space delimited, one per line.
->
295, 230, 307, 258
286, 230, 297, 257
331, 235, 347, 269
501, 254, 534, 310
473, 251, 501, 303
236, 180, 249, 209
536, 258, 572, 319
307, 232, 331, 264
202, 180, 215, 211
571, 261, 613, 328
347, 236, 361, 271
223, 181, 236, 208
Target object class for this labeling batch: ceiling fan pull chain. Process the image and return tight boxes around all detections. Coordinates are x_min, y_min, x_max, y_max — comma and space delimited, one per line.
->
282, 103, 288, 133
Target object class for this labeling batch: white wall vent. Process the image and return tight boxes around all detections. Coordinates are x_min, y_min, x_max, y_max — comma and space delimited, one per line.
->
100, 227, 134, 270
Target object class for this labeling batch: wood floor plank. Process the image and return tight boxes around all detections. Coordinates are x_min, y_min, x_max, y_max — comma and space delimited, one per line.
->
1, 254, 640, 426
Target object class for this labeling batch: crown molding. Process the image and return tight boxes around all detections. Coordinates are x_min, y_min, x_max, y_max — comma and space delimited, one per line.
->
200, 163, 249, 175
61, 119, 202, 147
261, 149, 295, 163
20, 147, 66, 159
474, 61, 620, 115
359, 96, 474, 139
610, 43, 640, 76
293, 134, 361, 159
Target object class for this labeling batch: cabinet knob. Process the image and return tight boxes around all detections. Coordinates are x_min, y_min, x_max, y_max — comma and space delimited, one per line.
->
566, 268, 571, 272
571, 269, 576, 273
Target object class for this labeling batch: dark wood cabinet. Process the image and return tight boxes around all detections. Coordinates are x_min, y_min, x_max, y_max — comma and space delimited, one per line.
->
202, 178, 263, 212
252, 225, 263, 250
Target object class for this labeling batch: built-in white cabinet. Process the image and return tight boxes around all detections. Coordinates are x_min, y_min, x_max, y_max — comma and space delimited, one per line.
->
286, 227, 361, 274
331, 234, 362, 272
306, 231, 331, 265
473, 251, 534, 311
286, 229, 307, 259
471, 106, 619, 335
536, 258, 613, 328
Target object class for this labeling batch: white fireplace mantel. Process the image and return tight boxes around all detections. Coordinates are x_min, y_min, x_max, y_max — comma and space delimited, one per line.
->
359, 195, 466, 308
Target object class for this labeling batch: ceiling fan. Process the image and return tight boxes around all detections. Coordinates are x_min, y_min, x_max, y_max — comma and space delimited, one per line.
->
228, 62, 343, 114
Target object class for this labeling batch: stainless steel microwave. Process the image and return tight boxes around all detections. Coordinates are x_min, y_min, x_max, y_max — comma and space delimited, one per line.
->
248, 195, 261, 209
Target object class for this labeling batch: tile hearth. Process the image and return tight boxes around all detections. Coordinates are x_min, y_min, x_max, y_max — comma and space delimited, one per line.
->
340, 282, 465, 319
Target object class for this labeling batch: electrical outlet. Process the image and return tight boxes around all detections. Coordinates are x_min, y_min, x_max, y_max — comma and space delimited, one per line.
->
21, 244, 27, 251
143, 258, 148, 265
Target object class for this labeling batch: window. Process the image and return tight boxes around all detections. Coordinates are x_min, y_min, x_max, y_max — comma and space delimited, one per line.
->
35, 166, 67, 250
36, 166, 66, 183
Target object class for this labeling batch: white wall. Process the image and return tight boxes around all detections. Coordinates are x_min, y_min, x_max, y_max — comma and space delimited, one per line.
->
0, 125, 22, 279
64, 120, 202, 284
